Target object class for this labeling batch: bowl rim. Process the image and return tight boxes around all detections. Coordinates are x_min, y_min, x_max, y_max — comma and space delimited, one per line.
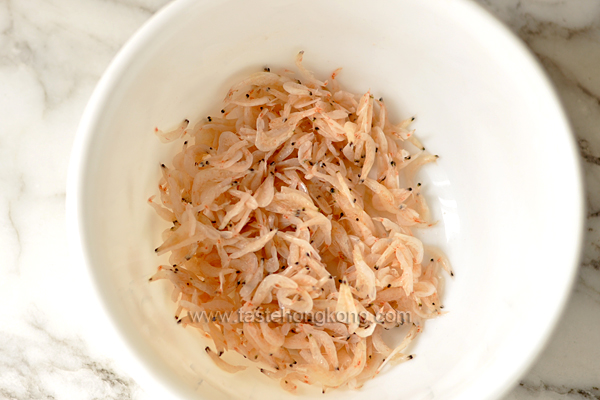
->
66, 0, 585, 399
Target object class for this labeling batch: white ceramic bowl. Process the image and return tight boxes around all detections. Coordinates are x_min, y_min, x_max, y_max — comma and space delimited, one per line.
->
67, 0, 584, 399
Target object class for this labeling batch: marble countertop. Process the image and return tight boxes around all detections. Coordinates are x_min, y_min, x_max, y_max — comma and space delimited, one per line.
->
1, 0, 599, 399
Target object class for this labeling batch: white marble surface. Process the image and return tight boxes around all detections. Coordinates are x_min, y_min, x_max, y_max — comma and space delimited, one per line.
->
0, 0, 599, 399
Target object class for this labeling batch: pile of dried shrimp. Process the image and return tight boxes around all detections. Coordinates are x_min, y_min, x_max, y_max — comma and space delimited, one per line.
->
149, 52, 452, 392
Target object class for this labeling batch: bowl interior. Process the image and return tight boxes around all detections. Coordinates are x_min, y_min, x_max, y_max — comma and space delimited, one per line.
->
73, 0, 583, 399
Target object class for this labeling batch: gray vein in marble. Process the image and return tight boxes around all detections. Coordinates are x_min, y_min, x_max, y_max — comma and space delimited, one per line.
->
579, 139, 600, 166
7, 201, 22, 274
0, 314, 139, 400
476, 0, 600, 33
100, 0, 161, 15
1, 0, 14, 35
587, 210, 600, 218
518, 16, 597, 42
582, 259, 600, 270
1, 0, 152, 111
530, 52, 600, 167
513, 13, 600, 115
576, 82, 600, 106
2, 2, 52, 111
517, 380, 600, 399
3, 173, 25, 275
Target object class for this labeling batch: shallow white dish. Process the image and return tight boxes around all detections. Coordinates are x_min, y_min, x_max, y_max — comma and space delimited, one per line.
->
67, 0, 584, 399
